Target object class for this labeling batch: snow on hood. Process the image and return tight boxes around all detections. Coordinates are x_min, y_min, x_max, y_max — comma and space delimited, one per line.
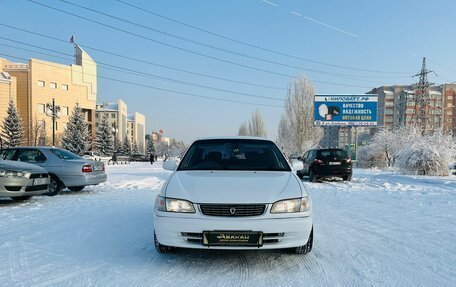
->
165, 171, 303, 204
0, 160, 47, 173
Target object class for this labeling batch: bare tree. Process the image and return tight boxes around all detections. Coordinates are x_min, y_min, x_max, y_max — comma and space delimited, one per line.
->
238, 122, 249, 136
277, 76, 322, 156
238, 110, 267, 138
31, 116, 43, 146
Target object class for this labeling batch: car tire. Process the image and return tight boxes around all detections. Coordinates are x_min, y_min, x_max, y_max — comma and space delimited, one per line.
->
68, 186, 85, 192
47, 175, 63, 196
343, 173, 352, 181
154, 231, 174, 253
11, 195, 32, 202
292, 227, 313, 255
308, 169, 317, 182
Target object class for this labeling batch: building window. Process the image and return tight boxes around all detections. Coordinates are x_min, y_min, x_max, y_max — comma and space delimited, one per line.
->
61, 106, 69, 116
38, 120, 46, 130
95, 113, 99, 119
111, 113, 116, 119
111, 122, 115, 127
448, 95, 453, 100
50, 82, 57, 89
61, 84, 69, 91
38, 80, 45, 87
37, 103, 45, 113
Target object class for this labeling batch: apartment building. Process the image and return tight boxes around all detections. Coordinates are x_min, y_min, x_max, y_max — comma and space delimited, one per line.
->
0, 66, 17, 121
126, 112, 145, 154
0, 45, 97, 145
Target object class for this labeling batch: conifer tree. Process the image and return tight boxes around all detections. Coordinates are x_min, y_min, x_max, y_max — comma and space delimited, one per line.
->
60, 103, 91, 155
94, 114, 114, 156
2, 100, 23, 148
121, 134, 131, 156
131, 140, 139, 155
146, 136, 155, 156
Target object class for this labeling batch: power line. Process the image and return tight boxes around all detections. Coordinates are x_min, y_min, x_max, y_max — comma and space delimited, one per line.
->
0, 38, 284, 101
0, 53, 284, 108
0, 23, 285, 91
116, 0, 411, 75
0, 23, 372, 90
55, 0, 407, 80
24, 0, 373, 88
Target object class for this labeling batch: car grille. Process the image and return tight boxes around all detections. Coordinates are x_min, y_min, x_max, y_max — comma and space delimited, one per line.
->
25, 184, 48, 192
29, 173, 48, 179
199, 204, 266, 217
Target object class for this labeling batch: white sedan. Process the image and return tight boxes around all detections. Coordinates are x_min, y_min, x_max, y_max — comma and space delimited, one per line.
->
154, 137, 313, 254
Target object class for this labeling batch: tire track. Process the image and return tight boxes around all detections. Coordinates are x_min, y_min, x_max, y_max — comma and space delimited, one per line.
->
237, 252, 250, 287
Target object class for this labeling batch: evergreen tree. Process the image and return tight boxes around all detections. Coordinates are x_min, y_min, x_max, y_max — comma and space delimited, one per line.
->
131, 140, 139, 155
94, 114, 114, 156
60, 103, 91, 155
146, 136, 155, 156
121, 134, 131, 156
2, 100, 23, 147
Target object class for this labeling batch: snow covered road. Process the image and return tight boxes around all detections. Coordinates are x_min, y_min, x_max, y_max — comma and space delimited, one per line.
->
1, 163, 455, 286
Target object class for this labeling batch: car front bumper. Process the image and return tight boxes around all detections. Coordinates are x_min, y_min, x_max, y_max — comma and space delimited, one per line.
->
0, 177, 49, 198
154, 213, 313, 250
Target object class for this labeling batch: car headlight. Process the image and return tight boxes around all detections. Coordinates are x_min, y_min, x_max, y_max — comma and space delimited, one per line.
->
0, 169, 29, 178
270, 197, 311, 213
156, 196, 195, 213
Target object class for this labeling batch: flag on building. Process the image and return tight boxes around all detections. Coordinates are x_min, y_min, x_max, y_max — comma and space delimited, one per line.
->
70, 34, 76, 44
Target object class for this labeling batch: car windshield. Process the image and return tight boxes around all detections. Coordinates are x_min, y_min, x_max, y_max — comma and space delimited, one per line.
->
178, 139, 291, 171
318, 149, 348, 159
50, 148, 82, 160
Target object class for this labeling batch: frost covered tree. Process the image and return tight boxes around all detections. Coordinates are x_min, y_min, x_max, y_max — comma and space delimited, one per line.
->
238, 110, 267, 138
155, 141, 169, 157
120, 135, 131, 156
131, 140, 139, 155
277, 76, 322, 156
169, 139, 186, 157
60, 103, 91, 155
113, 135, 121, 154
2, 100, 23, 148
146, 136, 155, 156
238, 122, 249, 136
94, 114, 114, 156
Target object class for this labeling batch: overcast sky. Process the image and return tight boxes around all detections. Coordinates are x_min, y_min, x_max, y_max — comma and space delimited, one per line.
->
2, 0, 455, 143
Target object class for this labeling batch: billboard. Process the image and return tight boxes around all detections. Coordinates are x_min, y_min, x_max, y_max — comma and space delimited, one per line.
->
314, 94, 378, 126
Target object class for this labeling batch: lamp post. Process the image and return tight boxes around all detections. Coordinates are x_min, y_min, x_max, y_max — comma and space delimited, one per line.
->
45, 98, 61, 146
112, 124, 118, 150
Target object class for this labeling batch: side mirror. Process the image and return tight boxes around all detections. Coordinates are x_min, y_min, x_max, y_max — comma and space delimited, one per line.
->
297, 157, 302, 161
290, 159, 304, 171
163, 160, 178, 171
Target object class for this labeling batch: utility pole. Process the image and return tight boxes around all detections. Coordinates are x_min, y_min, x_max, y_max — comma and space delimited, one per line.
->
411, 57, 436, 133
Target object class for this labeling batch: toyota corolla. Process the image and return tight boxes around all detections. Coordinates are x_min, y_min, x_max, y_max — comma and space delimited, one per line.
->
154, 137, 313, 254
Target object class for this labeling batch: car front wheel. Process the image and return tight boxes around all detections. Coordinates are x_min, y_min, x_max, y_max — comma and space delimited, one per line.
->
47, 175, 63, 196
154, 231, 174, 253
343, 173, 352, 181
292, 227, 313, 255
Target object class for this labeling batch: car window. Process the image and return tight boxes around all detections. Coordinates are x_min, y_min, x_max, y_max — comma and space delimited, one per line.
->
318, 149, 348, 159
50, 148, 82, 160
0, 149, 17, 160
178, 139, 291, 171
17, 149, 47, 163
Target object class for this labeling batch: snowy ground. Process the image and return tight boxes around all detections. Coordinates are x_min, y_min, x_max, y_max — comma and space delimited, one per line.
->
1, 162, 455, 287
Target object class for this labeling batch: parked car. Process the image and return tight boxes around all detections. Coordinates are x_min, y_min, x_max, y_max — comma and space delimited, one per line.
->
0, 159, 49, 201
0, 147, 107, 195
155, 137, 313, 254
296, 148, 352, 182
450, 163, 456, 175
82, 151, 101, 161
129, 154, 148, 162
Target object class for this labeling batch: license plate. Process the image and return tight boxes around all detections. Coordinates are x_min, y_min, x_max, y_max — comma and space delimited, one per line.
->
328, 162, 341, 165
34, 178, 48, 186
203, 231, 263, 247
93, 165, 102, 171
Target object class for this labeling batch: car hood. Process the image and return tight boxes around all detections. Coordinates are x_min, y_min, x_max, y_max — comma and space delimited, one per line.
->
0, 160, 47, 173
165, 171, 302, 204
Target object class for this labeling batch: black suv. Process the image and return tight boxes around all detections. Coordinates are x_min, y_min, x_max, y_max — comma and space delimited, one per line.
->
296, 148, 352, 182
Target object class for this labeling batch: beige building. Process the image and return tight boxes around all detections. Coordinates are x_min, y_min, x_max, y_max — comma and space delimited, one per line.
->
0, 45, 97, 146
0, 68, 17, 122
96, 100, 146, 154
127, 112, 146, 154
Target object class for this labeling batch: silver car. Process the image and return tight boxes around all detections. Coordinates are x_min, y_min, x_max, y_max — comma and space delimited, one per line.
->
0, 159, 49, 201
1, 147, 107, 195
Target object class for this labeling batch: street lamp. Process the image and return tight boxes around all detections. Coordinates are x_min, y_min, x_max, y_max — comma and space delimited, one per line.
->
45, 98, 61, 146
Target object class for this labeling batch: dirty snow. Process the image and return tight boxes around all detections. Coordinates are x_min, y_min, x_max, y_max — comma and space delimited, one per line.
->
0, 163, 455, 286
